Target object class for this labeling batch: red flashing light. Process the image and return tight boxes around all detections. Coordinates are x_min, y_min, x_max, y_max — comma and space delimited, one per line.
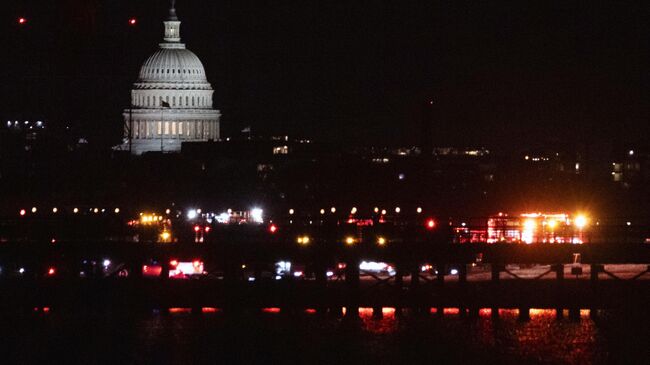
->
426, 218, 436, 230
269, 224, 278, 233
128, 18, 137, 26
169, 259, 178, 268
192, 260, 201, 268
194, 225, 201, 232
204, 226, 211, 233
18, 17, 27, 25
47, 267, 56, 276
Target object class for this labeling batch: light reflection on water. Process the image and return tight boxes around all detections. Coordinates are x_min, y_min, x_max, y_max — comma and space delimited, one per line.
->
3, 307, 649, 364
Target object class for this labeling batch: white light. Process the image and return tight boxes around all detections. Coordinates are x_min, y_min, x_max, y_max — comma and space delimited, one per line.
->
102, 259, 111, 267
165, 209, 171, 214
293, 271, 303, 277
629, 150, 634, 156
574, 215, 588, 229
395, 207, 401, 213
227, 208, 232, 214
52, 207, 58, 213
248, 277, 256, 282
330, 207, 336, 213
359, 261, 388, 272
275, 275, 282, 280
196, 209, 202, 214
626, 221, 631, 226
450, 269, 459, 275
73, 208, 79, 213
381, 209, 387, 215
216, 212, 230, 223
320, 209, 325, 215
31, 207, 37, 213
350, 207, 357, 214
18, 268, 25, 274
326, 271, 334, 277
251, 208, 264, 223
289, 209, 294, 215
187, 209, 197, 220
275, 261, 291, 275
114, 208, 120, 214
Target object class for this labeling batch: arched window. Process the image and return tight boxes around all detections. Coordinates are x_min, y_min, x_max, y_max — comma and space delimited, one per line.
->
172, 96, 176, 106
192, 97, 195, 106
186, 96, 189, 106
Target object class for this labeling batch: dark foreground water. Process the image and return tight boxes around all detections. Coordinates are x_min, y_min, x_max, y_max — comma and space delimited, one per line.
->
0, 308, 648, 364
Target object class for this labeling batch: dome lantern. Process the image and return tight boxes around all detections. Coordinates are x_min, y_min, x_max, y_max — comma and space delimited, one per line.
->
163, 0, 181, 45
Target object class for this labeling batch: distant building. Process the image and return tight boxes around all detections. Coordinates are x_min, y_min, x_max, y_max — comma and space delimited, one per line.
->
116, 1, 220, 155
611, 149, 647, 188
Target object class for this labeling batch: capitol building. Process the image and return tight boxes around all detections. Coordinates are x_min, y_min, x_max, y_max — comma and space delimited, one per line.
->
117, 1, 220, 154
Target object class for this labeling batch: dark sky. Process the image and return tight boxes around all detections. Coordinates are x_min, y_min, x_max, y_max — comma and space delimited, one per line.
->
1, 0, 647, 150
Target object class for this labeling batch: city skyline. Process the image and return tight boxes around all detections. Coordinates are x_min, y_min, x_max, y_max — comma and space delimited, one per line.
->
0, 0, 647, 150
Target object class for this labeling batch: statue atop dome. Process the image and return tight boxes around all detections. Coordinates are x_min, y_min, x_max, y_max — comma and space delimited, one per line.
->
168, 0, 178, 21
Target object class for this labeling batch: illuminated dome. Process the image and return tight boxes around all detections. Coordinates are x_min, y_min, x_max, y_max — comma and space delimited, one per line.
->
116, 0, 220, 155
136, 48, 210, 86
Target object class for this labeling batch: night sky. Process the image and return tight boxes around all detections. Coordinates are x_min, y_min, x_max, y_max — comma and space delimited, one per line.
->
1, 0, 647, 151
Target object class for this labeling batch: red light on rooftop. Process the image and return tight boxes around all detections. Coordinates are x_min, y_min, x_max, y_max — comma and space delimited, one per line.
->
47, 267, 56, 276
268, 224, 278, 233
192, 260, 201, 268
194, 225, 200, 232
18, 17, 27, 25
204, 226, 210, 233
426, 218, 436, 230
128, 18, 137, 25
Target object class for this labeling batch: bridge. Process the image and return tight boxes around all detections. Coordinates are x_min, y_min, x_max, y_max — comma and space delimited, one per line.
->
1, 224, 649, 321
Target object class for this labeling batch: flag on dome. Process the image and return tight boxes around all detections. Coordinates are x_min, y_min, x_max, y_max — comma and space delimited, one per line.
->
161, 101, 170, 108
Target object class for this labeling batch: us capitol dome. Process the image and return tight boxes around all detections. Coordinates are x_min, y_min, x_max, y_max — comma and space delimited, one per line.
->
117, 1, 220, 154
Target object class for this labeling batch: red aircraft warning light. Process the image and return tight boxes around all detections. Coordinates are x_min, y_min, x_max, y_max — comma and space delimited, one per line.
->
425, 218, 436, 230
268, 224, 278, 234
128, 18, 137, 26
18, 17, 27, 25
47, 267, 56, 276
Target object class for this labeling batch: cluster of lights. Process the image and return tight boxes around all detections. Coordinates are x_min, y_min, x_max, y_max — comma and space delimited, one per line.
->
296, 235, 310, 245
19, 207, 121, 216
140, 214, 164, 224
287, 206, 426, 216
